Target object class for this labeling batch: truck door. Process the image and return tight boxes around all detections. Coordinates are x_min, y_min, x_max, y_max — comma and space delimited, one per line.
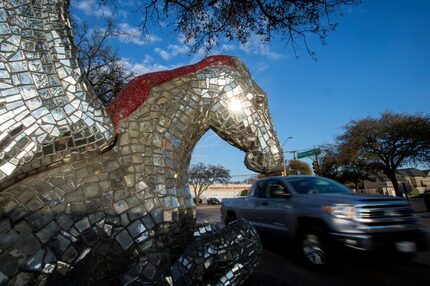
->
254, 179, 293, 235
242, 180, 268, 227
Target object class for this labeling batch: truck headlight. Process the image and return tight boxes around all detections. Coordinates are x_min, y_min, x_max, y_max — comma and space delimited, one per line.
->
322, 204, 356, 220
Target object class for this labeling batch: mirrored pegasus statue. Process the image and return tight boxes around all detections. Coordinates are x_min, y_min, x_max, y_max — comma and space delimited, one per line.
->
0, 0, 283, 285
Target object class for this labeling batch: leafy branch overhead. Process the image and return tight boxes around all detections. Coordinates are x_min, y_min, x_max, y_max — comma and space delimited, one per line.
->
102, 0, 359, 58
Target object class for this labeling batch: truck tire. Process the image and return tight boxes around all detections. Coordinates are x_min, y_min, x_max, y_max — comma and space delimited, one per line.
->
224, 211, 237, 225
298, 226, 333, 269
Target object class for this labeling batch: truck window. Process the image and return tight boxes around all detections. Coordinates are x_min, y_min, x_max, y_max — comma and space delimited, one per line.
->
248, 182, 257, 196
254, 181, 268, 198
288, 177, 351, 194
266, 179, 290, 198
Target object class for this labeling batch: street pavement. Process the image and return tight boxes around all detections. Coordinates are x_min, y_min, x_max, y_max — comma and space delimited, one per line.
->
196, 205, 430, 286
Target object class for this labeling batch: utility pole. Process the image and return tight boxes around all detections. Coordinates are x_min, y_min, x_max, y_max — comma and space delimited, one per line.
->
281, 137, 293, 176
291, 150, 297, 160
283, 159, 287, 176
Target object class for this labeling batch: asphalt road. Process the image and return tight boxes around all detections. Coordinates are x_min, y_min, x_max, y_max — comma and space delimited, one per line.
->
196, 205, 430, 286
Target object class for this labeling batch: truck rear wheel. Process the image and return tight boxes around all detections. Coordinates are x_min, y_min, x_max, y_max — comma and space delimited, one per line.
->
298, 226, 333, 269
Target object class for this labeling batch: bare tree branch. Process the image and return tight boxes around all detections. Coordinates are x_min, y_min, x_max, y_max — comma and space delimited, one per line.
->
72, 19, 134, 104
188, 163, 231, 204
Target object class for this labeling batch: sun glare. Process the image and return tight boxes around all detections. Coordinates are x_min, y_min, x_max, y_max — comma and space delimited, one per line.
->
228, 98, 242, 113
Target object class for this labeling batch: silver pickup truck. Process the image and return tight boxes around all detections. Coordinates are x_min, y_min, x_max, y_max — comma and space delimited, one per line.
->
221, 176, 428, 267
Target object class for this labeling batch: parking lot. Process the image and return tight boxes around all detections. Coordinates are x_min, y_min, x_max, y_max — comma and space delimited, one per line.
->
196, 205, 430, 286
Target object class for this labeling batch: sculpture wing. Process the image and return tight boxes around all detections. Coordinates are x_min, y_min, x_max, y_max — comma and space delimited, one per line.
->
0, 1, 114, 188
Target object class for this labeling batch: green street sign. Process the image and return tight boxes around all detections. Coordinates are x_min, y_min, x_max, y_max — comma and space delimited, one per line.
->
297, 148, 321, 159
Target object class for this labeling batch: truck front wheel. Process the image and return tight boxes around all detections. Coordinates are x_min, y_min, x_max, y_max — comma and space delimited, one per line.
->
298, 226, 333, 269
224, 211, 237, 225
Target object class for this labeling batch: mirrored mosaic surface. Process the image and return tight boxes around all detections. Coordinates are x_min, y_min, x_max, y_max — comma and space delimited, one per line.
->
0, 1, 283, 285
0, 0, 115, 189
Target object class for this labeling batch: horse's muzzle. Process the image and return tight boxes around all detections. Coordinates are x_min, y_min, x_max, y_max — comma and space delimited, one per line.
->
244, 151, 283, 174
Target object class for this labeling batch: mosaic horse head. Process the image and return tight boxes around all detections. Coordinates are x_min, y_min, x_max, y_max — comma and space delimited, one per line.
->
108, 55, 283, 176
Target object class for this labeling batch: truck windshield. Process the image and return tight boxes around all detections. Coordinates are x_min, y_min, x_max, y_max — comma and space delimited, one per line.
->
288, 177, 351, 194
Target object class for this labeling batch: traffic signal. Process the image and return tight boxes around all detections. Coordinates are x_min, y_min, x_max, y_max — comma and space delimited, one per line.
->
312, 161, 319, 175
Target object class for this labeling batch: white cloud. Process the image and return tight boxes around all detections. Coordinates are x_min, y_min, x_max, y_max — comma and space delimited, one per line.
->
120, 56, 182, 76
177, 34, 193, 45
255, 62, 269, 72
73, 0, 91, 13
221, 44, 235, 51
117, 10, 129, 20
169, 44, 189, 56
73, 0, 113, 18
116, 23, 161, 46
239, 36, 284, 60
155, 44, 190, 60
173, 35, 283, 61
192, 132, 223, 149
191, 154, 209, 162
118, 0, 137, 7
96, 6, 113, 17
154, 48, 172, 60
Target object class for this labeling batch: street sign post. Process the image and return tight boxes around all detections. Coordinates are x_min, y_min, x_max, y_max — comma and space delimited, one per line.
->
297, 148, 321, 159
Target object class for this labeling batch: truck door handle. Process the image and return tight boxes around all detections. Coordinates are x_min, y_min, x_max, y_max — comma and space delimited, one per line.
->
261, 202, 268, 206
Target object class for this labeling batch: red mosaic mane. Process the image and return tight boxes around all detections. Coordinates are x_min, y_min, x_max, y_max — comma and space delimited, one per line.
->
107, 55, 236, 126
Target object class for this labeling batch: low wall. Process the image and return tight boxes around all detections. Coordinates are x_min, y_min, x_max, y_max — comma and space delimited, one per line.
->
190, 184, 251, 202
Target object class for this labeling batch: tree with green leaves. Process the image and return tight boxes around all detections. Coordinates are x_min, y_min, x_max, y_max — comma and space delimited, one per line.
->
258, 159, 311, 176
101, 0, 359, 58
337, 112, 430, 197
287, 159, 312, 175
318, 144, 375, 191
240, 189, 249, 197
188, 163, 231, 204
318, 145, 341, 179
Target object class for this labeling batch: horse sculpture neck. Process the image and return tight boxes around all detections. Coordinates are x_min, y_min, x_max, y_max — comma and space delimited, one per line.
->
109, 59, 236, 199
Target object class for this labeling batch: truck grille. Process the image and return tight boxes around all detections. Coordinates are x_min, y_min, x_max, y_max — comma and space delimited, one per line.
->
355, 203, 417, 227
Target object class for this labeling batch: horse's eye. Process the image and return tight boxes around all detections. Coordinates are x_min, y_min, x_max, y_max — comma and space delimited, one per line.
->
255, 95, 265, 106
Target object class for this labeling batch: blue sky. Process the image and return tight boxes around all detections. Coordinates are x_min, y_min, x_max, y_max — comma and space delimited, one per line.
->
71, 0, 430, 179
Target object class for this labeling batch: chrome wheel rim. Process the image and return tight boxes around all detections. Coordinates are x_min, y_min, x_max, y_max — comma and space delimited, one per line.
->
303, 234, 327, 265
